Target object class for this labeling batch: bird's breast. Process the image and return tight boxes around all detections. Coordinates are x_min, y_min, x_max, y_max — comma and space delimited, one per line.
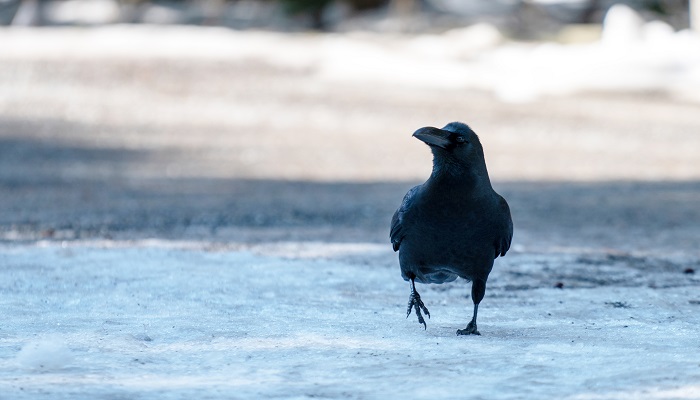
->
399, 195, 498, 280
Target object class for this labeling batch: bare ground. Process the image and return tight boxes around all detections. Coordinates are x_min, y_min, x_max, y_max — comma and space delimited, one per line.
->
1, 58, 699, 258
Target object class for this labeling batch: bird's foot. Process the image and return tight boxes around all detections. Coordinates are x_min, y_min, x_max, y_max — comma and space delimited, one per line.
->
406, 290, 430, 329
456, 320, 480, 336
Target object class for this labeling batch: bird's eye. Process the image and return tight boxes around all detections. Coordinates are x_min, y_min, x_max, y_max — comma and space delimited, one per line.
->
455, 136, 467, 144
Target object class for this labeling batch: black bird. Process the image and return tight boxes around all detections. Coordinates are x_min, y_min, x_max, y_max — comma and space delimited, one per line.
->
390, 122, 513, 335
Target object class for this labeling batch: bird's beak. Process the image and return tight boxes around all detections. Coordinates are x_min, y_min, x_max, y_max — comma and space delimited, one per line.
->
412, 127, 451, 149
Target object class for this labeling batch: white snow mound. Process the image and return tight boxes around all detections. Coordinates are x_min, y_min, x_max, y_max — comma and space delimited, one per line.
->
16, 337, 74, 371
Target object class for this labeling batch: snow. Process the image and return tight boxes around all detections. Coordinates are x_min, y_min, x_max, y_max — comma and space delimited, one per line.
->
1, 241, 699, 398
15, 337, 74, 371
45, 0, 121, 25
1, 5, 699, 103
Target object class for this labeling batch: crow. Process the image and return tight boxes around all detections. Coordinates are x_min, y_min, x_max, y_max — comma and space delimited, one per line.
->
390, 122, 513, 335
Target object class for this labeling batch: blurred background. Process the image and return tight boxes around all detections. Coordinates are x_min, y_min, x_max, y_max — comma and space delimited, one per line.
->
1, 0, 698, 33
1, 0, 699, 257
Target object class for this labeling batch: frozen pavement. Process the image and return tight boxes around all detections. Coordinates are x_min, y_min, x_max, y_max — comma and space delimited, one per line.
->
1, 241, 699, 399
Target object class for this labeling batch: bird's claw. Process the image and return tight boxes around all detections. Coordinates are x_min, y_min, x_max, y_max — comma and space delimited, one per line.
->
456, 320, 480, 336
407, 290, 430, 329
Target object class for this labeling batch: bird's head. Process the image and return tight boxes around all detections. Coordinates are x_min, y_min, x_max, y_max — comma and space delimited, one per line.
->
413, 122, 486, 176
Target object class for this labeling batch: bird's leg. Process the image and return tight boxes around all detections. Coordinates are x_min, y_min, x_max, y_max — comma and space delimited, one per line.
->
406, 277, 430, 329
457, 304, 480, 336
457, 279, 485, 336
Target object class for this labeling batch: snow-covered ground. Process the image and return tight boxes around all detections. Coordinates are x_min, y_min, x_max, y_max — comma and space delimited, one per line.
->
1, 241, 699, 399
1, 5, 699, 104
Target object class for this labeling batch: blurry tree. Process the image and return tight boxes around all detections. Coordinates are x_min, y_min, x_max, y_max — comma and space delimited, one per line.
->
280, 0, 331, 29
580, 0, 601, 23
280, 0, 387, 29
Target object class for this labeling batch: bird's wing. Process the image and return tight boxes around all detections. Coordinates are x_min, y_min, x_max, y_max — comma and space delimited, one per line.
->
494, 195, 513, 258
390, 185, 420, 252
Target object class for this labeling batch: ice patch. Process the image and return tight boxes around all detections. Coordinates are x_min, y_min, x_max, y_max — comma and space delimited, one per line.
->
0, 243, 698, 398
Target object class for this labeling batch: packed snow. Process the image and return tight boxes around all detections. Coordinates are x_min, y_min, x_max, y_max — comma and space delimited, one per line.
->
1, 241, 698, 398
